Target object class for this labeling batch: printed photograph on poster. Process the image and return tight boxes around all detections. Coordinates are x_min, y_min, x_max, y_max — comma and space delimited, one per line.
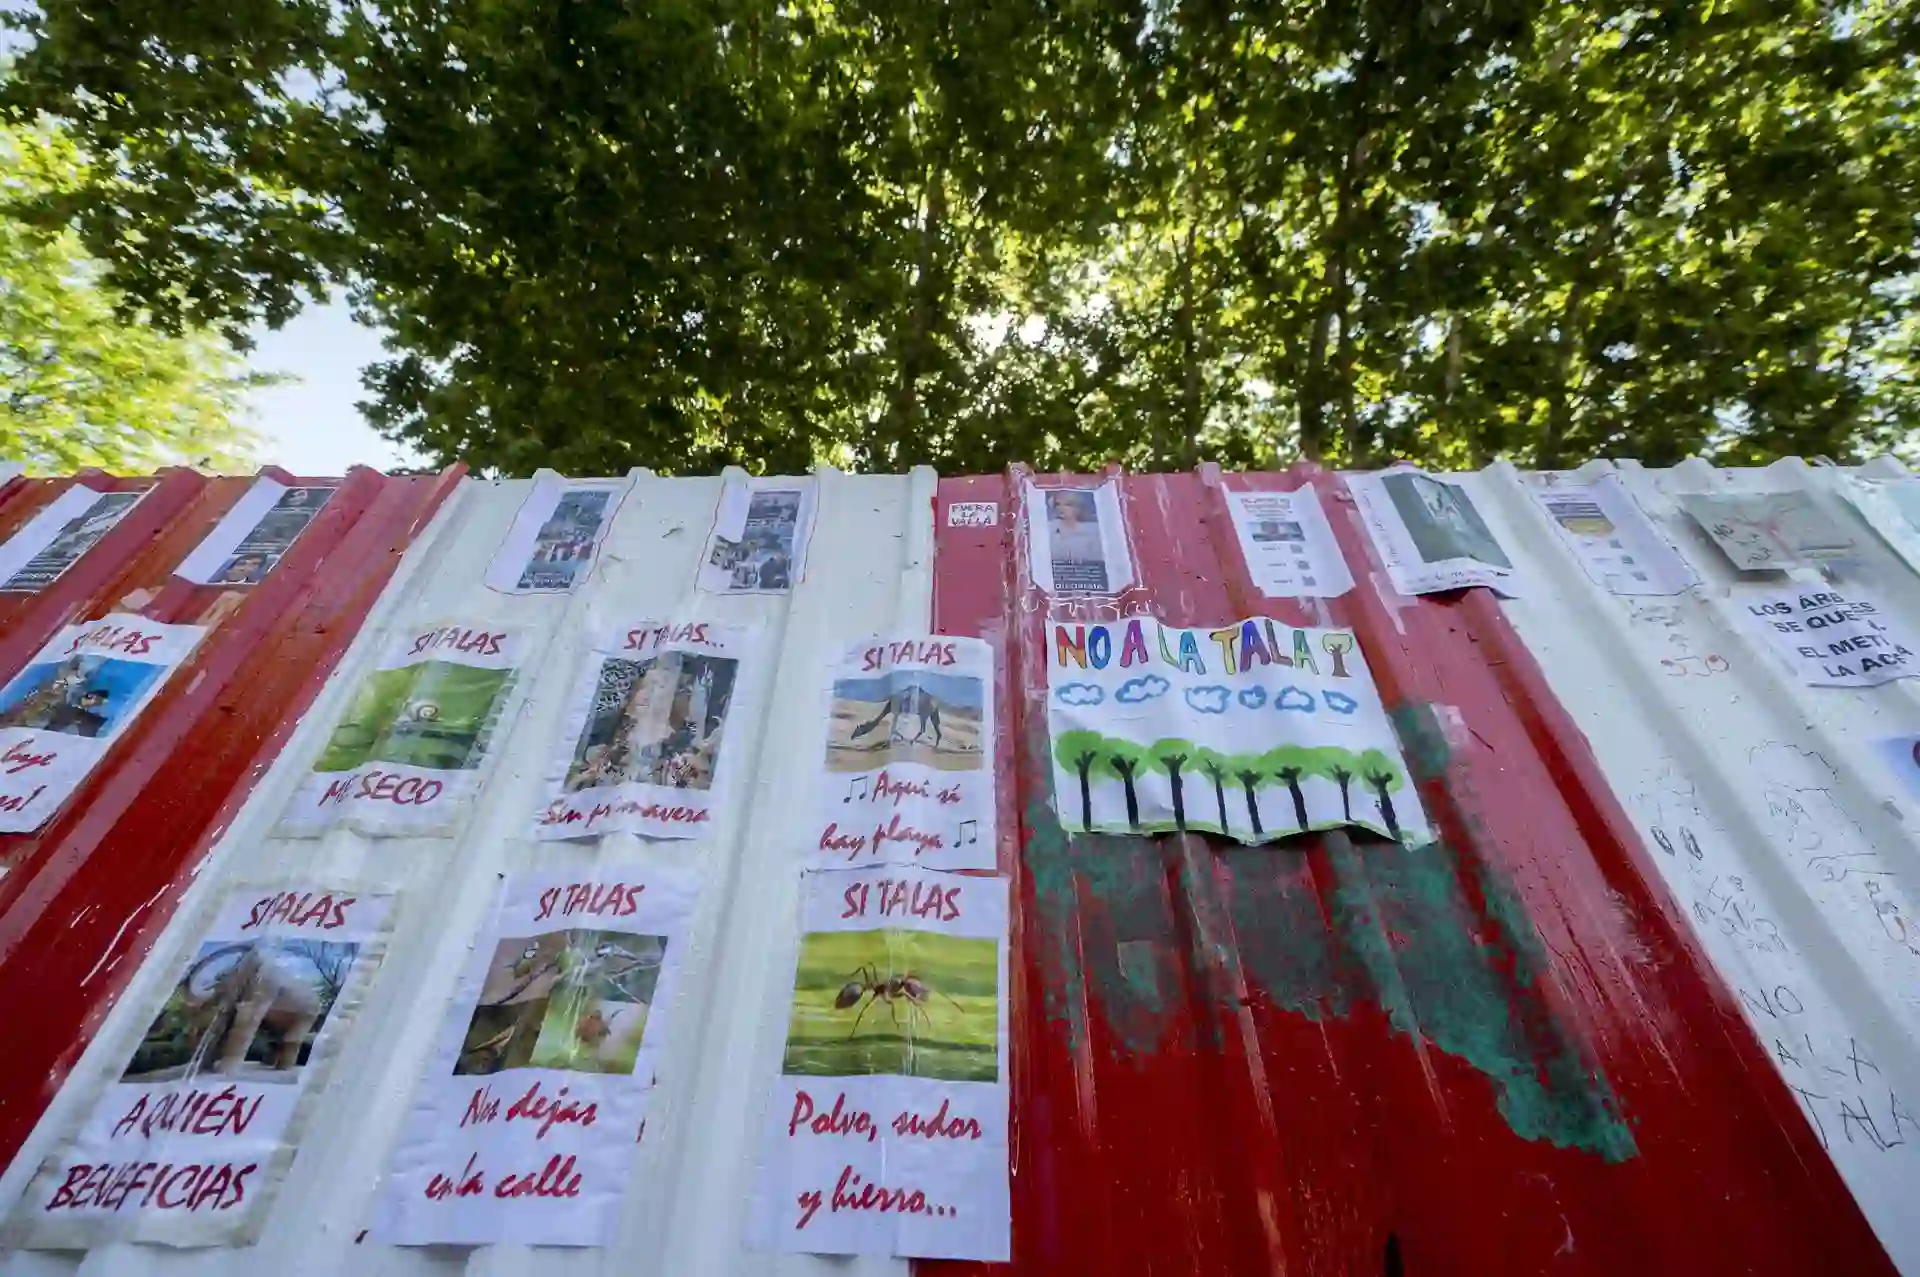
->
485, 476, 624, 594
1528, 474, 1697, 596
174, 480, 336, 585
375, 868, 699, 1247
278, 622, 524, 837
536, 621, 757, 840
0, 487, 147, 593
1224, 486, 1353, 598
5, 886, 391, 1248
1744, 588, 1917, 688
749, 866, 1010, 1262
1046, 616, 1431, 845
813, 636, 996, 872
1023, 481, 1135, 595
1678, 490, 1856, 571
698, 478, 815, 594
0, 614, 204, 833
1346, 470, 1520, 596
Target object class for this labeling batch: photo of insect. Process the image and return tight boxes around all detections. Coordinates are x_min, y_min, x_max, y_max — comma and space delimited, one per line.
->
835, 963, 965, 1040
782, 927, 997, 1081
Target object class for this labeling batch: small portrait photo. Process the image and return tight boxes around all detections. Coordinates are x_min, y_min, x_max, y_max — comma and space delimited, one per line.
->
213, 551, 277, 585
454, 929, 668, 1077
0, 653, 166, 740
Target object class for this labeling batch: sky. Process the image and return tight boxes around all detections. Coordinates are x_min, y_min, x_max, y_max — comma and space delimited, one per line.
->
246, 301, 426, 475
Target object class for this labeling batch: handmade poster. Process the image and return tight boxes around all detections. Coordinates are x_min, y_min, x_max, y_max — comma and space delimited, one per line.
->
485, 476, 625, 594
1744, 588, 1918, 688
536, 620, 758, 841
1527, 473, 1697, 596
813, 636, 996, 872
0, 486, 147, 593
1024, 481, 1135, 595
749, 866, 1009, 1261
1678, 490, 1856, 570
277, 622, 525, 837
7, 886, 392, 1248
0, 615, 205, 833
375, 866, 698, 1246
698, 477, 815, 594
1346, 469, 1520, 596
1046, 616, 1431, 845
1224, 486, 1353, 598
175, 480, 336, 585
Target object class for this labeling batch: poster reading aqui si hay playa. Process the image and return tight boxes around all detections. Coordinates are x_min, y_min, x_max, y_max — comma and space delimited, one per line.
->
375, 867, 699, 1246
1046, 615, 1431, 846
7, 886, 391, 1248
277, 621, 525, 837
536, 620, 759, 840
749, 866, 1009, 1261
812, 636, 997, 872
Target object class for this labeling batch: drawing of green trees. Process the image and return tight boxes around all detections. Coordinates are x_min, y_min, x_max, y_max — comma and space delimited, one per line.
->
1192, 746, 1233, 835
1150, 738, 1194, 831
1053, 730, 1107, 832
1356, 747, 1406, 840
1265, 744, 1322, 833
1231, 752, 1268, 838
1100, 739, 1152, 830
1321, 747, 1359, 823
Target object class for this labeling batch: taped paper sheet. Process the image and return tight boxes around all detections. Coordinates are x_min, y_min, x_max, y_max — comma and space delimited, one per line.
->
485, 476, 625, 594
698, 477, 815, 594
1528, 473, 1697, 596
0, 486, 147, 593
1347, 469, 1521, 596
376, 867, 699, 1246
1678, 490, 1857, 570
1224, 486, 1353, 598
1024, 480, 1135, 595
1743, 587, 1917, 688
174, 480, 336, 585
750, 866, 1009, 1261
0, 614, 205, 832
536, 620, 759, 841
813, 636, 997, 872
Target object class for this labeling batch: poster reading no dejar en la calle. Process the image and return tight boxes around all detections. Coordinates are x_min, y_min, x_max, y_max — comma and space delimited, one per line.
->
1047, 616, 1431, 846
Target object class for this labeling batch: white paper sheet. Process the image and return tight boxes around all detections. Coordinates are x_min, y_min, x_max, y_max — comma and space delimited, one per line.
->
1346, 469, 1521, 596
1046, 615, 1431, 845
697, 477, 816, 594
1742, 587, 1918, 688
1835, 473, 1920, 573
0, 615, 206, 832
7, 887, 392, 1248
812, 636, 997, 872
1528, 473, 1698, 596
535, 620, 760, 841
485, 476, 626, 594
1678, 490, 1857, 570
749, 866, 1009, 1261
174, 480, 336, 585
1870, 735, 1920, 805
276, 622, 526, 837
1224, 486, 1353, 598
376, 867, 699, 1246
1024, 481, 1136, 595
0, 486, 148, 593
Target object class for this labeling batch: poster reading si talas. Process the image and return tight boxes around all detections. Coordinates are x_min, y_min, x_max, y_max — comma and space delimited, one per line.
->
1024, 480, 1136, 595
0, 614, 204, 832
1047, 616, 1431, 846
278, 621, 524, 837
7, 887, 391, 1248
1745, 587, 1919, 688
750, 866, 1009, 1261
814, 636, 996, 872
536, 620, 758, 840
175, 479, 335, 585
699, 476, 815, 594
485, 476, 625, 594
1347, 469, 1521, 596
376, 868, 698, 1247
0, 486, 147, 593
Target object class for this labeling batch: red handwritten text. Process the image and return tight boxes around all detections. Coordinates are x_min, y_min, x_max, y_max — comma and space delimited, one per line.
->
242, 890, 354, 931
46, 1161, 254, 1213
535, 881, 643, 922
787, 1090, 878, 1144
840, 877, 962, 922
111, 1086, 261, 1140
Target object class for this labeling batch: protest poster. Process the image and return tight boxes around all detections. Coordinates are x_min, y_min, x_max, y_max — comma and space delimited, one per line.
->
485, 476, 626, 594
749, 866, 1009, 1261
536, 620, 759, 841
375, 867, 698, 1246
813, 636, 996, 872
1023, 481, 1135, 595
1835, 473, 1920, 575
0, 486, 147, 593
1527, 473, 1697, 596
6, 886, 392, 1247
277, 622, 525, 837
0, 614, 205, 833
175, 480, 336, 585
1346, 469, 1521, 596
1677, 490, 1856, 571
698, 477, 815, 594
1744, 588, 1918, 688
1046, 616, 1431, 846
1224, 486, 1353, 598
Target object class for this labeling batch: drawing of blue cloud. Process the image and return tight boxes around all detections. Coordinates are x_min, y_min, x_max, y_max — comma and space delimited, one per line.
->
1056, 683, 1105, 707
1238, 686, 1268, 709
1185, 686, 1231, 714
1116, 674, 1171, 705
1275, 686, 1317, 713
1323, 690, 1359, 715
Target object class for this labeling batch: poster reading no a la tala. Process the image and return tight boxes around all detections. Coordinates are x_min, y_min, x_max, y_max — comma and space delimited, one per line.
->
277, 621, 526, 837
1046, 616, 1431, 845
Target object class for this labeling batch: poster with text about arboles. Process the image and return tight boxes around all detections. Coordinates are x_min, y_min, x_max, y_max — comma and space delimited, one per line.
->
277, 622, 526, 838
1745, 587, 1918, 688
813, 636, 997, 872
536, 621, 760, 841
7, 887, 392, 1248
375, 868, 699, 1247
0, 614, 205, 833
749, 866, 1009, 1261
1046, 617, 1431, 846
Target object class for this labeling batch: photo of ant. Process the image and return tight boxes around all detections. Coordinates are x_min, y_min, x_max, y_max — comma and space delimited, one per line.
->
835, 962, 966, 1039
782, 928, 997, 1082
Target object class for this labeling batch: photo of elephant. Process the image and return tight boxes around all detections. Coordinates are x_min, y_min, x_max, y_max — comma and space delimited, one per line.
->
121, 938, 364, 1084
